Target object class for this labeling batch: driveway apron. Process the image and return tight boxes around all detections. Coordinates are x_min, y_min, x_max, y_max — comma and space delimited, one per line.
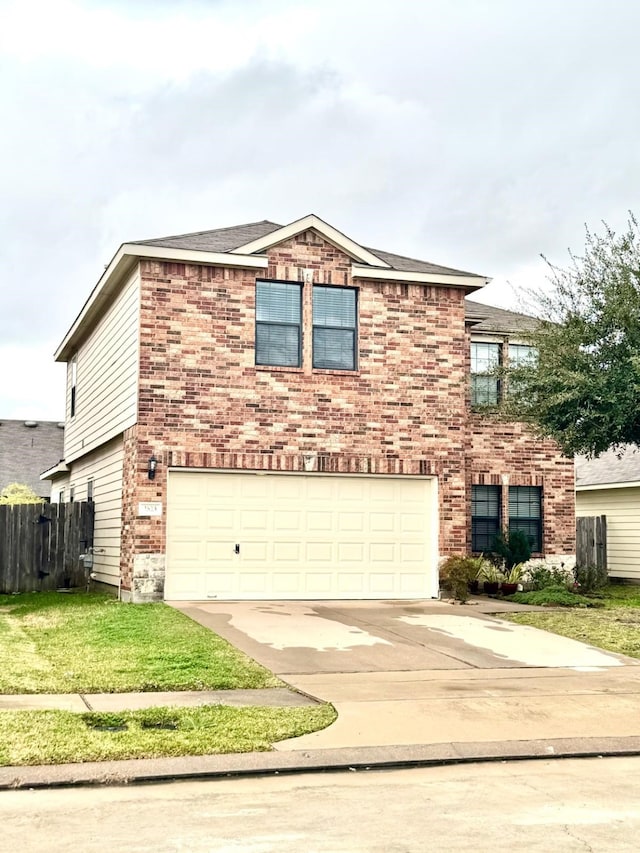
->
172, 599, 640, 750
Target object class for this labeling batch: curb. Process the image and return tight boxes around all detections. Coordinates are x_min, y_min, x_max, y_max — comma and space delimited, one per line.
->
3, 736, 640, 790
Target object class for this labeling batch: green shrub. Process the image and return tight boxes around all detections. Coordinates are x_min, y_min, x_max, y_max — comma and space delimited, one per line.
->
526, 564, 572, 591
490, 529, 532, 570
574, 564, 609, 594
439, 556, 485, 603
507, 585, 604, 608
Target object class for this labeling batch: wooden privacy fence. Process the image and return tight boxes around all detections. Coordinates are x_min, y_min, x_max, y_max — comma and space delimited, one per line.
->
576, 514, 607, 571
0, 502, 94, 593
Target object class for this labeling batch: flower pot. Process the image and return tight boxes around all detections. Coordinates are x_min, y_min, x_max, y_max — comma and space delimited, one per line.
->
501, 582, 518, 596
483, 581, 500, 595
468, 579, 480, 595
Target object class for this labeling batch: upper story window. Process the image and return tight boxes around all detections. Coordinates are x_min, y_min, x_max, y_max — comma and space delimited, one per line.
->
508, 344, 536, 368
255, 281, 302, 367
471, 342, 500, 406
312, 286, 357, 371
70, 357, 77, 418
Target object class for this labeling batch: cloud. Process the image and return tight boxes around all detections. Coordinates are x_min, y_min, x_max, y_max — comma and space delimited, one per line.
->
3, 0, 640, 417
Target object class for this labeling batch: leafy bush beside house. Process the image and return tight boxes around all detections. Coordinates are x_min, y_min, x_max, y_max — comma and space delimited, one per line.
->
0, 483, 44, 505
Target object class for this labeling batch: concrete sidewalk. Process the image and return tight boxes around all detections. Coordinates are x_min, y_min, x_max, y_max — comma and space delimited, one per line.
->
0, 687, 318, 712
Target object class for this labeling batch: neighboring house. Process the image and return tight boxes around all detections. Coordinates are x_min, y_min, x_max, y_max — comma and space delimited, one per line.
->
42, 214, 575, 602
0, 420, 64, 500
576, 446, 640, 581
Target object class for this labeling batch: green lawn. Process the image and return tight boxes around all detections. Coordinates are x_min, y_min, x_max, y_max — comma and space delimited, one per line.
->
0, 591, 338, 764
504, 584, 640, 659
0, 591, 281, 693
0, 704, 337, 766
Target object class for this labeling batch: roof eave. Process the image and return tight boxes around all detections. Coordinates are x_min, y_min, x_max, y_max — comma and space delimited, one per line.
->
352, 265, 490, 291
54, 244, 268, 362
40, 461, 69, 480
577, 480, 640, 491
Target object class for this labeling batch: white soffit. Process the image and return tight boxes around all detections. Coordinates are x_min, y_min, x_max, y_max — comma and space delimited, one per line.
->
352, 264, 490, 290
230, 214, 391, 269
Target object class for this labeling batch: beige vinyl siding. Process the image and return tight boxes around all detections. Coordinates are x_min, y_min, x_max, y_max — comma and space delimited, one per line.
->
64, 268, 139, 463
67, 436, 124, 587
576, 487, 640, 581
50, 475, 70, 502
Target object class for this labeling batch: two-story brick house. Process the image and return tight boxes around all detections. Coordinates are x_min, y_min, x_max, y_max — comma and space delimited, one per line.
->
43, 215, 575, 602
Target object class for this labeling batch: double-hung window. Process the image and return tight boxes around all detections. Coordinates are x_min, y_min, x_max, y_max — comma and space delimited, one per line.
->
471, 485, 501, 552
471, 342, 500, 406
255, 281, 302, 367
508, 486, 542, 552
312, 286, 357, 370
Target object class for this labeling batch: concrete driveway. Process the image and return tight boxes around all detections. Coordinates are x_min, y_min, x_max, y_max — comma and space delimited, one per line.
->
173, 599, 640, 750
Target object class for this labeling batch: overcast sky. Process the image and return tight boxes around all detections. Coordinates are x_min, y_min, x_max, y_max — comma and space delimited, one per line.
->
2, 0, 639, 420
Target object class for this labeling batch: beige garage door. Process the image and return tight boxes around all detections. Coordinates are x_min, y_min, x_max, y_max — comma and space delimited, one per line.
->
164, 471, 438, 601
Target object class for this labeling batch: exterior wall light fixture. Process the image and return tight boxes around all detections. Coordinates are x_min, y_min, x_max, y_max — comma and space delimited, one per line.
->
148, 455, 157, 480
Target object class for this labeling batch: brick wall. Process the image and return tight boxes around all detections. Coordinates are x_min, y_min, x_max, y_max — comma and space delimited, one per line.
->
466, 413, 575, 555
118, 229, 574, 596
120, 231, 473, 594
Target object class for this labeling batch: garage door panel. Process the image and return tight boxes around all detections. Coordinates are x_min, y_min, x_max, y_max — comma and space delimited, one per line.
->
305, 542, 333, 561
240, 510, 269, 529
273, 542, 301, 561
305, 573, 334, 594
338, 542, 365, 562
206, 573, 236, 596
272, 573, 301, 594
165, 472, 437, 601
206, 509, 234, 529
369, 543, 395, 562
274, 510, 301, 531
239, 573, 269, 593
307, 511, 332, 531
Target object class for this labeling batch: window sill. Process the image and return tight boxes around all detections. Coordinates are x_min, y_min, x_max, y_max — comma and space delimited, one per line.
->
312, 368, 361, 376
255, 365, 303, 374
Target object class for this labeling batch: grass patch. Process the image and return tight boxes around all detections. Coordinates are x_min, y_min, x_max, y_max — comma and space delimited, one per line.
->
0, 592, 281, 693
504, 608, 640, 660
600, 584, 640, 608
0, 704, 337, 766
507, 586, 604, 608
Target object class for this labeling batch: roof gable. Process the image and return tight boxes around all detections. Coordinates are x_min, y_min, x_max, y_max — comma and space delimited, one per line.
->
230, 214, 391, 268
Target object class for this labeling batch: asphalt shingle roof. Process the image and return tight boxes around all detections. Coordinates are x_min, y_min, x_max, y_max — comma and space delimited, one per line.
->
464, 299, 538, 334
132, 220, 485, 279
0, 420, 64, 498
576, 446, 640, 487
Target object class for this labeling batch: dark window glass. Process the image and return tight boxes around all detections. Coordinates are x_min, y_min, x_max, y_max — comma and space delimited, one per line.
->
471, 342, 500, 406
255, 281, 302, 367
70, 358, 77, 418
471, 485, 501, 552
509, 486, 542, 552
313, 286, 357, 370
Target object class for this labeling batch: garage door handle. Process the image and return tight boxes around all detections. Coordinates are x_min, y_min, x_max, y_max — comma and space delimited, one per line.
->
234, 544, 240, 554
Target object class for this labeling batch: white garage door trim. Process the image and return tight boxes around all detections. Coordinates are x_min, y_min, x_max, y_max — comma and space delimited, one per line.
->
165, 470, 439, 601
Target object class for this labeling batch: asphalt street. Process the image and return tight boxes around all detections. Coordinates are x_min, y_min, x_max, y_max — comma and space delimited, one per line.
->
3, 756, 640, 852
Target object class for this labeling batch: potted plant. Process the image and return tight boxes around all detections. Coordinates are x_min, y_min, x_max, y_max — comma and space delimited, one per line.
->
500, 562, 525, 596
477, 562, 505, 595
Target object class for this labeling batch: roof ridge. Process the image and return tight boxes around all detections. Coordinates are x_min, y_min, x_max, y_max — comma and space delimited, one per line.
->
132, 220, 283, 245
